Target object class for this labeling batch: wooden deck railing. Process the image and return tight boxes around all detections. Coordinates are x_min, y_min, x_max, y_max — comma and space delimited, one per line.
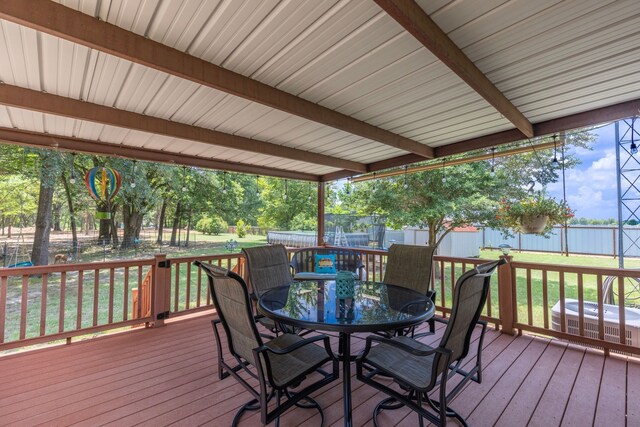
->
2, 245, 639, 357
0, 258, 155, 351
507, 258, 640, 356
167, 253, 245, 318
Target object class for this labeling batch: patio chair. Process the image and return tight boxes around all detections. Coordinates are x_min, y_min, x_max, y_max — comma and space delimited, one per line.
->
383, 244, 437, 334
356, 258, 505, 427
243, 244, 294, 333
195, 261, 339, 426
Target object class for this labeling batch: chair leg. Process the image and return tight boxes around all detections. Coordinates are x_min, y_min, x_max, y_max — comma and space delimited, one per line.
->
275, 390, 282, 427
231, 398, 260, 427
416, 392, 425, 427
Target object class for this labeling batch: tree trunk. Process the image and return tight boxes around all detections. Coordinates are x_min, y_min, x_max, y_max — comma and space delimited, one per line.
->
121, 202, 143, 249
157, 199, 166, 244
31, 154, 58, 266
53, 202, 62, 231
170, 202, 182, 247
109, 204, 119, 247
61, 174, 78, 255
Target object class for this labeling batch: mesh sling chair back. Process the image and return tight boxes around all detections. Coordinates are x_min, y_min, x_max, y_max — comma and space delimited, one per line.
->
383, 244, 437, 334
243, 244, 295, 333
356, 258, 506, 427
194, 260, 338, 426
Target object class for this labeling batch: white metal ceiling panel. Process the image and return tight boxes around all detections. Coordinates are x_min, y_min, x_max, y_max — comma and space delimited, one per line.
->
0, 20, 41, 90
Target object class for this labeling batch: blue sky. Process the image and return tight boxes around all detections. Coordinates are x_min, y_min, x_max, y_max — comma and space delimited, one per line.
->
546, 123, 618, 220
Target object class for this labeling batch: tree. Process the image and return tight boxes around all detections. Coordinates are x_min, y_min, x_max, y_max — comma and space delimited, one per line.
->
31, 150, 63, 265
340, 132, 596, 247
258, 179, 317, 230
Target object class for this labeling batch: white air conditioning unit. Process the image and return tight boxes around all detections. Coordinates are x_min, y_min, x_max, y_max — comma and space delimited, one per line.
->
551, 299, 640, 346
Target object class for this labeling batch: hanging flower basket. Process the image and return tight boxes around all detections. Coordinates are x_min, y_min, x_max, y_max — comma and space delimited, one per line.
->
519, 215, 549, 234
495, 191, 574, 237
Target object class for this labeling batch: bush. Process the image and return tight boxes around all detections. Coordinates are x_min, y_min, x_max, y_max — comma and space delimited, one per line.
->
236, 219, 249, 238
196, 215, 228, 235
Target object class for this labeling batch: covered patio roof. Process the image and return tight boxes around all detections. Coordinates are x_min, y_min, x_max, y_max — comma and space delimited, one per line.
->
0, 0, 638, 181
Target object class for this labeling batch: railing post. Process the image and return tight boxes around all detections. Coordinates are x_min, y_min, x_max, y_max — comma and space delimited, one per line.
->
152, 254, 171, 327
498, 255, 515, 335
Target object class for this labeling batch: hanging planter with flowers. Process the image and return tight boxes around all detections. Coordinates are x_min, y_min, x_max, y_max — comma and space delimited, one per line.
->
496, 191, 574, 236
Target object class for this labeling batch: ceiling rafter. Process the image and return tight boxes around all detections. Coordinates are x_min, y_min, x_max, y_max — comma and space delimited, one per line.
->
0, 0, 434, 159
0, 84, 366, 173
0, 127, 319, 181
375, 0, 534, 139
321, 97, 640, 182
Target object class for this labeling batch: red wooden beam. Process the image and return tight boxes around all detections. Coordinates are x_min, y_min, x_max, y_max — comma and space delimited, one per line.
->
375, 0, 533, 138
0, 127, 319, 181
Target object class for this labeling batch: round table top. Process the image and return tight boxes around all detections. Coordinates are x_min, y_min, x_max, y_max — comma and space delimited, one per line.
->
258, 280, 435, 333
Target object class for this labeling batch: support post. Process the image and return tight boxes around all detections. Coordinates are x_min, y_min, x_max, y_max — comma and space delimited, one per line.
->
317, 182, 325, 246
497, 255, 514, 335
152, 253, 171, 327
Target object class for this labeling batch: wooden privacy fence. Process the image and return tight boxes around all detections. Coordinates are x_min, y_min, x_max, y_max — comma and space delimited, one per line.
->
2, 245, 640, 357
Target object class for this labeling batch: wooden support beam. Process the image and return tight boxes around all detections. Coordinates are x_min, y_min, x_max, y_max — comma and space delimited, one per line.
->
375, 0, 533, 138
0, 84, 365, 173
320, 97, 640, 181
0, 127, 319, 181
317, 183, 325, 246
0, 0, 433, 159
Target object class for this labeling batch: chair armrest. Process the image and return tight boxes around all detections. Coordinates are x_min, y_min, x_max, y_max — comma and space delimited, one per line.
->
359, 335, 450, 360
255, 335, 336, 360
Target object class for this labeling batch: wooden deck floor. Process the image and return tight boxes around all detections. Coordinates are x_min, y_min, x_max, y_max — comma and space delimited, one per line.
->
1, 312, 638, 426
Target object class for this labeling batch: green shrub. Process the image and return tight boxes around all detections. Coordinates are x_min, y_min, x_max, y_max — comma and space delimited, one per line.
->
196, 215, 228, 235
236, 219, 249, 238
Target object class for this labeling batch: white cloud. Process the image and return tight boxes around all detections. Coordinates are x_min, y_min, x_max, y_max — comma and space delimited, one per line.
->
547, 149, 618, 218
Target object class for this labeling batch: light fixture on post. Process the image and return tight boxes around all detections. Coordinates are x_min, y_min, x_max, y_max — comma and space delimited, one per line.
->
69, 152, 77, 184
441, 160, 446, 183
403, 166, 409, 189
498, 244, 512, 256
631, 117, 638, 155
490, 147, 495, 177
130, 160, 137, 188
552, 134, 559, 164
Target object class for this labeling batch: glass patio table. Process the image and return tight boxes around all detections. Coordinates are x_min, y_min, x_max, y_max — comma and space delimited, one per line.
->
258, 279, 435, 427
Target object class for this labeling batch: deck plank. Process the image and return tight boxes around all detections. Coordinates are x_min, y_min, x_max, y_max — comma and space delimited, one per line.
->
0, 313, 638, 427
561, 349, 605, 426
627, 360, 640, 426
495, 340, 566, 426
593, 356, 627, 427
466, 336, 550, 426
528, 344, 585, 427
